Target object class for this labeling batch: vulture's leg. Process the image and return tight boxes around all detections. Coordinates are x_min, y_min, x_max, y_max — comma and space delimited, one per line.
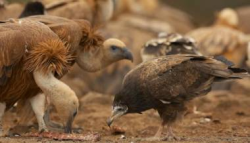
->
0, 102, 6, 137
29, 93, 48, 132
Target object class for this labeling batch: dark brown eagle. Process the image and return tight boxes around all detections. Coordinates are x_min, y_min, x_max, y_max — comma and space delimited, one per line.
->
107, 54, 249, 141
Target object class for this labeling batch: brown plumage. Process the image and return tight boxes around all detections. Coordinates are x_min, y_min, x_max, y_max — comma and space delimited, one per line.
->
0, 3, 23, 20
237, 6, 250, 34
141, 33, 201, 62
0, 19, 79, 136
0, 19, 68, 106
25, 15, 133, 72
107, 54, 249, 141
44, 0, 114, 25
0, 1, 45, 20
187, 8, 249, 67
14, 15, 133, 131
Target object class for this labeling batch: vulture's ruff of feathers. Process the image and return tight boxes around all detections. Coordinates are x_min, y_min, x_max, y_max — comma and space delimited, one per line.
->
0, 19, 69, 109
109, 54, 249, 139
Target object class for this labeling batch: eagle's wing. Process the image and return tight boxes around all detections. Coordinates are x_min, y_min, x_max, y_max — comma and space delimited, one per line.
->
133, 55, 247, 103
0, 26, 26, 86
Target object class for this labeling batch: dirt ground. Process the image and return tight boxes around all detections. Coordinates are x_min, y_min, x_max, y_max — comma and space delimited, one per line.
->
2, 80, 250, 143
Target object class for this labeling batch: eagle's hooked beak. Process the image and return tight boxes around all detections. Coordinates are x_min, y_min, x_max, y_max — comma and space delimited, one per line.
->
107, 106, 128, 127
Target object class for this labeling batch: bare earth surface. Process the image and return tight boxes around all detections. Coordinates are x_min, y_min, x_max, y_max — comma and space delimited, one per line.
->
2, 81, 250, 143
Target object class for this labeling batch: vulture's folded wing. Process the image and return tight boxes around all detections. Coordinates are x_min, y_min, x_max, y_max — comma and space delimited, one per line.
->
24, 15, 86, 52
0, 27, 26, 86
187, 26, 248, 56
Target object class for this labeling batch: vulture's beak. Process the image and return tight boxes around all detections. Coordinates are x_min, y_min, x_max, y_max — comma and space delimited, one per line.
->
107, 106, 127, 127
64, 111, 77, 133
123, 48, 133, 62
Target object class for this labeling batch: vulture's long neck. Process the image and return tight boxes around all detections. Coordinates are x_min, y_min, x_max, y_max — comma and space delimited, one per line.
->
76, 48, 111, 72
33, 70, 73, 105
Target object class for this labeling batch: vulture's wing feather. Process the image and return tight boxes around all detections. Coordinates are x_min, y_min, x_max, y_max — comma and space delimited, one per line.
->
0, 27, 26, 86
187, 26, 248, 57
24, 15, 84, 52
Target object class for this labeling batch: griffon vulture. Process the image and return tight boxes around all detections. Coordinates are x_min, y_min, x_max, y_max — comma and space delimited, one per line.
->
0, 19, 79, 136
15, 15, 133, 132
44, 0, 114, 25
187, 8, 250, 67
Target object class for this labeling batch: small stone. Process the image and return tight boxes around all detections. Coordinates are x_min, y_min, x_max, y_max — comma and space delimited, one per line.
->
200, 117, 211, 124
120, 135, 126, 139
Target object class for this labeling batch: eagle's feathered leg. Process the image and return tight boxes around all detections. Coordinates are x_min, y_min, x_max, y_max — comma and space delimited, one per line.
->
156, 103, 186, 141
0, 102, 6, 136
162, 124, 179, 141
29, 93, 48, 132
154, 123, 164, 138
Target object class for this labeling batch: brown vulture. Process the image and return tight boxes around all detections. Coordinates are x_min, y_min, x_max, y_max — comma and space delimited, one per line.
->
0, 18, 78, 136
107, 54, 249, 141
43, 0, 114, 25
141, 33, 201, 62
0, 16, 133, 135
187, 8, 250, 67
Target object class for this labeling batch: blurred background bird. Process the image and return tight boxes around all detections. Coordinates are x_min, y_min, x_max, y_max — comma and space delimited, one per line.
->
187, 8, 250, 67
141, 33, 201, 62
43, 0, 114, 25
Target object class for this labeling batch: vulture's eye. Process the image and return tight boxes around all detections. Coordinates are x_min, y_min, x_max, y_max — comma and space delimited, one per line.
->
111, 46, 119, 51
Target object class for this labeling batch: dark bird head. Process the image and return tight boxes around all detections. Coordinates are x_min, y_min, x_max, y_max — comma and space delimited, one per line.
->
107, 88, 152, 127
19, 1, 45, 18
107, 102, 128, 127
